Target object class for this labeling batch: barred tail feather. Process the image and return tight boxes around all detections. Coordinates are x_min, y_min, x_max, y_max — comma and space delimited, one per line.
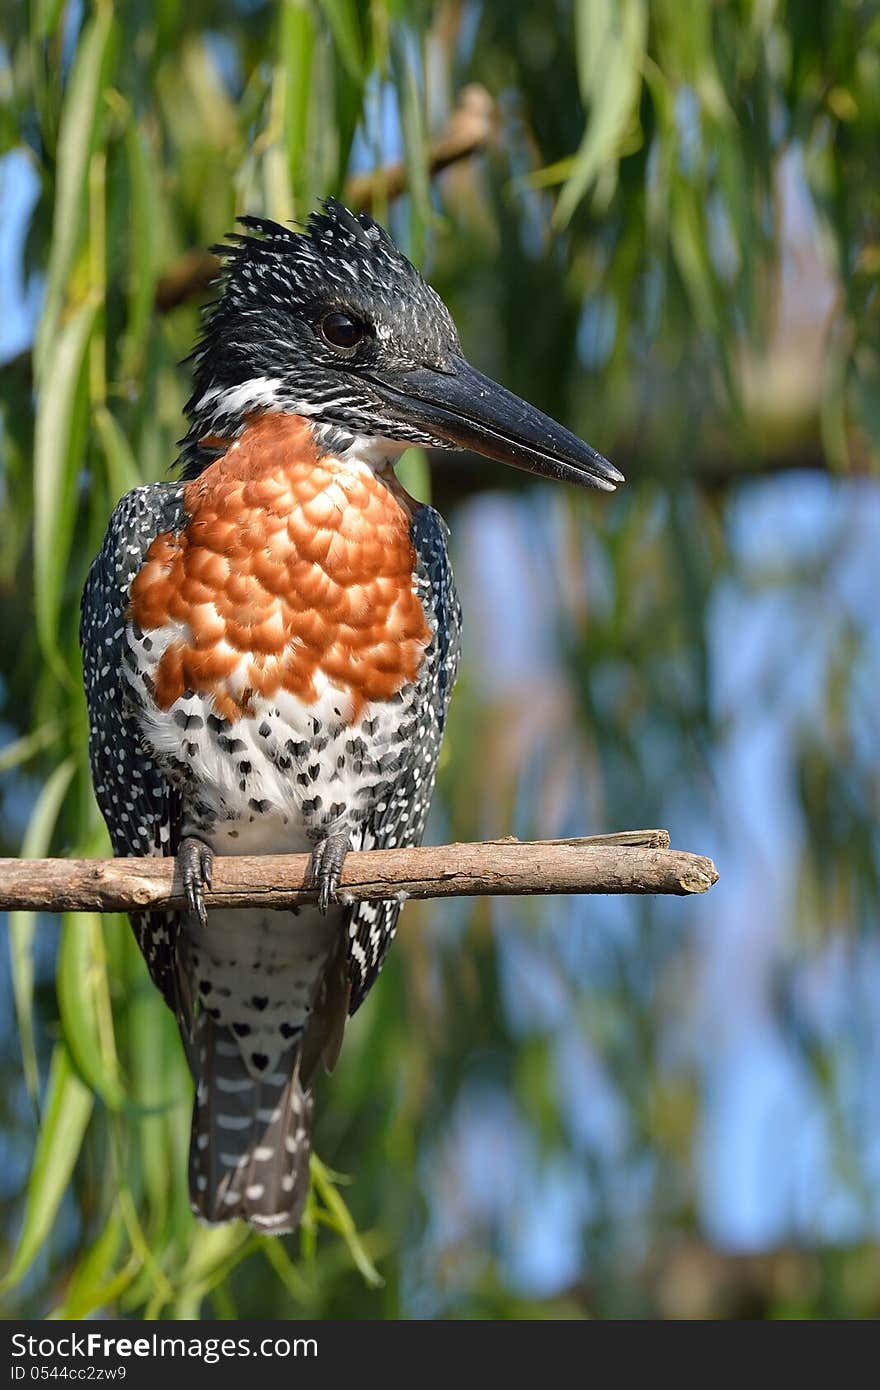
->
188, 1013, 313, 1234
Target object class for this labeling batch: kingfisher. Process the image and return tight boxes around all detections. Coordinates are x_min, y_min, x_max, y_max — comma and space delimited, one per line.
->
80, 199, 622, 1235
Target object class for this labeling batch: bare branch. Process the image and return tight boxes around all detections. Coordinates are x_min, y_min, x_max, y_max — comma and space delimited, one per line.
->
154, 85, 494, 313
423, 433, 877, 511
0, 832, 718, 915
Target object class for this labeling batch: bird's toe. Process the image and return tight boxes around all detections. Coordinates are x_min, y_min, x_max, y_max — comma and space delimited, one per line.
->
306, 832, 351, 915
179, 836, 214, 928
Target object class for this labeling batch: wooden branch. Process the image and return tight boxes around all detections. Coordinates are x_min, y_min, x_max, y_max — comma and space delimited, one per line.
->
424, 432, 878, 511
0, 831, 718, 915
154, 84, 494, 312
560, 1238, 878, 1319
154, 249, 222, 314
344, 83, 493, 209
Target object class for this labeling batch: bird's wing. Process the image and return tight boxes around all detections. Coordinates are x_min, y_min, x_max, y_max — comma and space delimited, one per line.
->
345, 504, 462, 1014
80, 481, 189, 1009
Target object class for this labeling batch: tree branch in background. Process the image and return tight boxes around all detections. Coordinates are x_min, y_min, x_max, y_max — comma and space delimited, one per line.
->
562, 1239, 880, 1319
154, 85, 494, 313
7, 80, 866, 488
345, 84, 493, 209
0, 831, 718, 914
424, 433, 878, 511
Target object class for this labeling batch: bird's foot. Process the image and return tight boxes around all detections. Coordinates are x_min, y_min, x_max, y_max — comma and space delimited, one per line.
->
178, 837, 214, 928
306, 832, 351, 914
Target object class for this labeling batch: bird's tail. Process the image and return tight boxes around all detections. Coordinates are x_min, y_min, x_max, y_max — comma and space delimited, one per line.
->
187, 1012, 313, 1235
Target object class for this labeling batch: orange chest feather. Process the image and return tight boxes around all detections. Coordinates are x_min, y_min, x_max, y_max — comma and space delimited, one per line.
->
129, 415, 431, 724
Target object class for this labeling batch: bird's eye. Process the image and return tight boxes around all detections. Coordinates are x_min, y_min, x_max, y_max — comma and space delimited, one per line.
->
320, 312, 365, 352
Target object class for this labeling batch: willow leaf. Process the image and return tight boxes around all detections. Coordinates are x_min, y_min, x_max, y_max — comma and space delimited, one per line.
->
1, 1042, 94, 1294
9, 757, 76, 1102
34, 5, 114, 380
33, 296, 98, 668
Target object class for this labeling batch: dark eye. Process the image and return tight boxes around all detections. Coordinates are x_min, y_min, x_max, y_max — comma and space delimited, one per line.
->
320, 311, 365, 352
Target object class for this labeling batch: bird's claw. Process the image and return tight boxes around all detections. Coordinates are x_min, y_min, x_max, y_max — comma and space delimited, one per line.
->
179, 837, 214, 928
306, 832, 351, 914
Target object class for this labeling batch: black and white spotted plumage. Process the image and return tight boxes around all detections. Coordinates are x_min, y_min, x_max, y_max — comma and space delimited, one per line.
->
346, 506, 461, 1010
80, 197, 615, 1235
81, 477, 459, 1231
81, 482, 189, 1008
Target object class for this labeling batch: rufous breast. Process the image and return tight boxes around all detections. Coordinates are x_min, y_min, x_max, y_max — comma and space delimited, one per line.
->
129, 414, 432, 724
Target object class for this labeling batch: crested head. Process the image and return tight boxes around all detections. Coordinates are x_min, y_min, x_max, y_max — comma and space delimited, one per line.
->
180, 197, 623, 495
181, 198, 461, 474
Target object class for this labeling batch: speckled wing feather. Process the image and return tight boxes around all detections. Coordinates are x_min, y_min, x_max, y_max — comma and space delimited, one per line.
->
345, 504, 461, 1013
80, 482, 189, 1007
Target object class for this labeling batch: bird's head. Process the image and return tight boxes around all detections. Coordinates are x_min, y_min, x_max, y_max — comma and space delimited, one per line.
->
183, 197, 622, 492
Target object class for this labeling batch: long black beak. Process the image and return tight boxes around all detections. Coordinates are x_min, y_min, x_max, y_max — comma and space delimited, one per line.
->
366, 356, 623, 491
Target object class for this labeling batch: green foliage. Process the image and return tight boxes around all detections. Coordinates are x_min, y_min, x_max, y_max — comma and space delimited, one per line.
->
1, 0, 878, 1319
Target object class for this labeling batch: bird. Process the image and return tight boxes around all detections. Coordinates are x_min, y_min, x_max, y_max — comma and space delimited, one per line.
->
80, 198, 622, 1235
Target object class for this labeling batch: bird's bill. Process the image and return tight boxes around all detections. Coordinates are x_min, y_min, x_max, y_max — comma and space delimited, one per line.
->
366, 356, 623, 491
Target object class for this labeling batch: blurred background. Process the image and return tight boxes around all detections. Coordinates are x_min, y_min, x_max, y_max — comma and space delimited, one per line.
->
1, 0, 879, 1319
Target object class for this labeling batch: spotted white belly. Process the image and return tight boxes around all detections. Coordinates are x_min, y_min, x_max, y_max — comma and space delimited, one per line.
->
182, 899, 340, 1079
